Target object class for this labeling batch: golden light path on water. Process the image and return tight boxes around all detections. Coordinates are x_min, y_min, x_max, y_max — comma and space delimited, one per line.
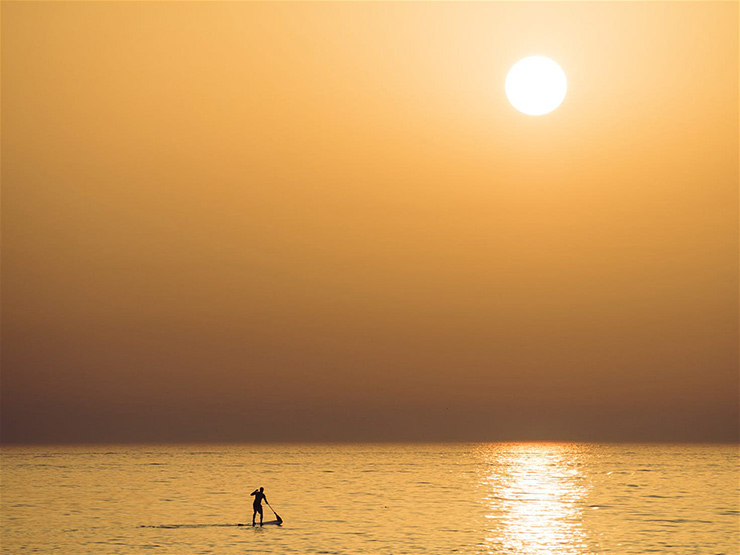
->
480, 444, 590, 555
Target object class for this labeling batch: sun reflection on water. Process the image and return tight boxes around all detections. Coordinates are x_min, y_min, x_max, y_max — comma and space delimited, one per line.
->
480, 444, 590, 555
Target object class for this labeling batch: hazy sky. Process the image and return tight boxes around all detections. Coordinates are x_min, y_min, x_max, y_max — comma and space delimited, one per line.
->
2, 1, 737, 443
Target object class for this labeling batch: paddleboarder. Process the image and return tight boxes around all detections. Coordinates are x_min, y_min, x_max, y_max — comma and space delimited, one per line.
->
251, 487, 267, 526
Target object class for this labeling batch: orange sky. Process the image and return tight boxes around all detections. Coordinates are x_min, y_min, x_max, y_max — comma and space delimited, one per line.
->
2, 1, 738, 443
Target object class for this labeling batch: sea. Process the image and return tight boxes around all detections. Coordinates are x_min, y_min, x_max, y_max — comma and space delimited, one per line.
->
1, 443, 737, 554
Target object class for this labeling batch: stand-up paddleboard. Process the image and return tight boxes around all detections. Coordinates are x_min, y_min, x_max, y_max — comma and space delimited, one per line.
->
141, 521, 282, 529
239, 520, 282, 526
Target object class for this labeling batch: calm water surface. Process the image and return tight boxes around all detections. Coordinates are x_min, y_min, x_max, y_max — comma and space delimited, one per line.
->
1, 443, 737, 554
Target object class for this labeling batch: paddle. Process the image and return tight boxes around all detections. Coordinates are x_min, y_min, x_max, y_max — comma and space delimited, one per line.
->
266, 502, 283, 525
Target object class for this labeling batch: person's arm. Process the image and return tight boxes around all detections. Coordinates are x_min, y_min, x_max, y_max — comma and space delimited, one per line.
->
251, 490, 258, 496
263, 495, 268, 504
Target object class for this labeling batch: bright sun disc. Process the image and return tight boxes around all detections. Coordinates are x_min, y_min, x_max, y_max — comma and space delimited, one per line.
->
505, 56, 567, 116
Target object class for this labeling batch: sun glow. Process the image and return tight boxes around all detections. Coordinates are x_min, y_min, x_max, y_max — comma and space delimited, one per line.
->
505, 56, 567, 116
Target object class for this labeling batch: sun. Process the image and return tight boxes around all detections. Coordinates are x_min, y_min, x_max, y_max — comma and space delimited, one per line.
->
505, 56, 567, 116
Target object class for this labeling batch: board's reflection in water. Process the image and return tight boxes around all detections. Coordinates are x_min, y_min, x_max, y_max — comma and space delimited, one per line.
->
481, 444, 590, 555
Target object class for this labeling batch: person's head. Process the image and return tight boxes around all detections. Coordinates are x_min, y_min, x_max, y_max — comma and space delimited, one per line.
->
260, 487, 264, 492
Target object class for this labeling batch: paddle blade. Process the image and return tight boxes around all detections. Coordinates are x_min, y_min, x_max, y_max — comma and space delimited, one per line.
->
266, 502, 283, 525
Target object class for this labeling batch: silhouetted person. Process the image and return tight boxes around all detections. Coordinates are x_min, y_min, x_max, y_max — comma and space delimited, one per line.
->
251, 487, 267, 526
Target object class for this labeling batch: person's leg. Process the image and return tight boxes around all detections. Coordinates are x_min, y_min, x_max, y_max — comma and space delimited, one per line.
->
259, 506, 264, 526
252, 507, 257, 526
